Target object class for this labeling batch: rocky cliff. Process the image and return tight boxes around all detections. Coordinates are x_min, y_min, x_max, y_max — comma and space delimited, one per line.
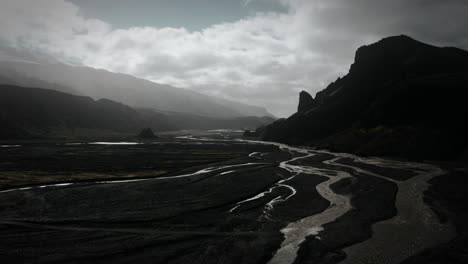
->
262, 35, 468, 160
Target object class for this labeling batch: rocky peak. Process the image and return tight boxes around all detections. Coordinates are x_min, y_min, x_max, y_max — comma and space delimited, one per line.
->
351, 35, 434, 72
138, 127, 157, 139
298, 90, 316, 113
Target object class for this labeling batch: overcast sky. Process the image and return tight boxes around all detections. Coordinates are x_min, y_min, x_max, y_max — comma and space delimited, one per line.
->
1, 0, 467, 117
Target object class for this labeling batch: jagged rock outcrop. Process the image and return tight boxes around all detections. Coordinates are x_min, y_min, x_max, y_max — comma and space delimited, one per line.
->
138, 128, 157, 139
298, 91, 316, 113
262, 35, 468, 160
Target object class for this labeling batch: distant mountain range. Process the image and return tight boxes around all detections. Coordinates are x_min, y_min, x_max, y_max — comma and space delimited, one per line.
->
262, 35, 468, 160
0, 85, 275, 139
0, 49, 276, 139
0, 60, 273, 119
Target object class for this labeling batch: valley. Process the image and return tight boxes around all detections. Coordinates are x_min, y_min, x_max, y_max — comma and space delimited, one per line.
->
0, 131, 464, 263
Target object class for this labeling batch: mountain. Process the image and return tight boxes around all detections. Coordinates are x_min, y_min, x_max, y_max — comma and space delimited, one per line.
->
160, 112, 275, 131
0, 85, 275, 139
0, 60, 273, 119
262, 35, 468, 160
298, 90, 317, 113
0, 85, 147, 138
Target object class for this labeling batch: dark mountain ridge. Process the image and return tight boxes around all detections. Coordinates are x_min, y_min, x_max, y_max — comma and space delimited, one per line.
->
262, 35, 468, 160
0, 61, 274, 119
0, 85, 274, 139
0, 85, 145, 138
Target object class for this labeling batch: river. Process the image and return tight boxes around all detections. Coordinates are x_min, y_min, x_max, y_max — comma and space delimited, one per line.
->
0, 137, 455, 263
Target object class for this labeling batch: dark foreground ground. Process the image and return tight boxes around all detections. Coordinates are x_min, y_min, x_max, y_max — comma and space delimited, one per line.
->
403, 167, 468, 264
0, 131, 467, 263
0, 133, 272, 190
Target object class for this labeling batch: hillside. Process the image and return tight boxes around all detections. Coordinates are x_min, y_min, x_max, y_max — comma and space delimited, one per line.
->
0, 85, 148, 138
0, 85, 274, 139
0, 61, 273, 119
262, 35, 468, 160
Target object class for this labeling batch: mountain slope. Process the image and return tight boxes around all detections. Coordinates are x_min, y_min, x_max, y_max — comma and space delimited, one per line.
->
0, 85, 274, 139
0, 85, 149, 138
0, 61, 273, 118
262, 35, 468, 160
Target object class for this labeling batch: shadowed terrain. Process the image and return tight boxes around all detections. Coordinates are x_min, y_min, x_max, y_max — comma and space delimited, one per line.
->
0, 131, 465, 263
262, 35, 468, 161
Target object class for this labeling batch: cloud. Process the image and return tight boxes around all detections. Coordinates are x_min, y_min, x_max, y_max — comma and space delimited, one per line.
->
1, 0, 467, 117
242, 0, 254, 7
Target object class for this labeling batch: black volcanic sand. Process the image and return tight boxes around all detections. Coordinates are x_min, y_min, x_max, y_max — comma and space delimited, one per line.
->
254, 152, 405, 263
294, 171, 398, 263
293, 156, 467, 264
289, 155, 400, 264
0, 139, 277, 190
291, 153, 417, 182
0, 138, 332, 263
270, 173, 330, 222
335, 157, 417, 181
401, 168, 468, 264
254, 152, 408, 263
289, 153, 336, 166
0, 138, 464, 263
0, 167, 288, 263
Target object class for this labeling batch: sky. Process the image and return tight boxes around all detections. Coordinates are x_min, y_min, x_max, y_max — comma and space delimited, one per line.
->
0, 0, 467, 117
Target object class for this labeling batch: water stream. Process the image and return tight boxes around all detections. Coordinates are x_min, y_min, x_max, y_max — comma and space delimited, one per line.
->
0, 137, 455, 263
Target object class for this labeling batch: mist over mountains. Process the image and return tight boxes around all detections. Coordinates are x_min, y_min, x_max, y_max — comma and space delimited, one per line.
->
0, 84, 275, 139
0, 59, 273, 119
0, 49, 278, 139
